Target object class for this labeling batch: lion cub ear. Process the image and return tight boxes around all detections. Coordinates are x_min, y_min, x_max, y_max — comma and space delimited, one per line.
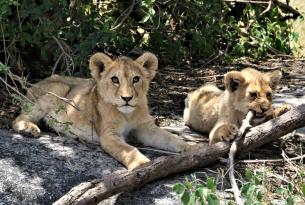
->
135, 52, 158, 80
266, 70, 282, 90
224, 71, 245, 92
89, 53, 113, 81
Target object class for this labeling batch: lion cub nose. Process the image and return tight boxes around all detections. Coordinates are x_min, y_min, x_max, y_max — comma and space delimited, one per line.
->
121, 96, 133, 102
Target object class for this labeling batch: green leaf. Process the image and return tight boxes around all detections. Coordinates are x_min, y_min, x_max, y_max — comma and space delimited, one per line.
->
276, 187, 288, 196
181, 191, 191, 205
195, 187, 209, 199
185, 180, 193, 190
253, 176, 260, 185
207, 194, 220, 205
188, 193, 196, 205
140, 14, 150, 23
0, 62, 10, 74
302, 184, 305, 196
206, 176, 216, 191
241, 183, 251, 195
246, 184, 258, 198
256, 190, 263, 201
286, 195, 294, 205
173, 183, 186, 194
287, 183, 293, 193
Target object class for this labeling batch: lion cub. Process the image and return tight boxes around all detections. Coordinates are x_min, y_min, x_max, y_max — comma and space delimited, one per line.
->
13, 52, 195, 170
183, 68, 285, 144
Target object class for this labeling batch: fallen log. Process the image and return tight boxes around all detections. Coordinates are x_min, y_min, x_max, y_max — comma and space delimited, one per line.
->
53, 103, 305, 205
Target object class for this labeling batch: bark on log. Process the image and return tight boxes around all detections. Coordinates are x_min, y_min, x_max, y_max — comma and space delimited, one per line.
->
53, 103, 305, 205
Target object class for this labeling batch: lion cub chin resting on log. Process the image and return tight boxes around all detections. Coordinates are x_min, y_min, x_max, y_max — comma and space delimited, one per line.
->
183, 68, 288, 145
13, 52, 196, 170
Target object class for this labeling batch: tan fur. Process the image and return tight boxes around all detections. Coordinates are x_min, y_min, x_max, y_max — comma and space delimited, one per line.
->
183, 68, 286, 144
13, 52, 195, 170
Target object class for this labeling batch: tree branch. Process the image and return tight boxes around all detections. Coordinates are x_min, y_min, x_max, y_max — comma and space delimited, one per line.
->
222, 0, 301, 19
229, 111, 254, 205
273, 0, 301, 19
110, 0, 136, 31
53, 103, 305, 205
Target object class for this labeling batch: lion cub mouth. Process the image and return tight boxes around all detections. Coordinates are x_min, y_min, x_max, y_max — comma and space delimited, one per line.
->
254, 112, 265, 118
117, 105, 136, 114
252, 111, 267, 125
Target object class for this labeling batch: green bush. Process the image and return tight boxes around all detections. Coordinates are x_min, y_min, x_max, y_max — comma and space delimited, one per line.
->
0, 0, 298, 76
173, 171, 305, 205
173, 174, 220, 205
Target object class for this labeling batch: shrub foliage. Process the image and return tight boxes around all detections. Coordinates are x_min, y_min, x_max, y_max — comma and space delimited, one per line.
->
0, 0, 298, 76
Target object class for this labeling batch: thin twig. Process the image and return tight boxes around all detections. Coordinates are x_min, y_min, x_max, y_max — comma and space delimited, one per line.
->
201, 51, 224, 67
223, 0, 301, 18
110, 0, 136, 31
223, 0, 270, 4
281, 150, 301, 175
138, 147, 179, 155
44, 91, 81, 111
259, 0, 272, 17
235, 61, 281, 71
8, 73, 81, 111
238, 154, 305, 163
0, 23, 8, 64
228, 111, 254, 205
0, 77, 33, 103
273, 0, 301, 18
52, 53, 64, 75
161, 126, 208, 141
52, 36, 75, 74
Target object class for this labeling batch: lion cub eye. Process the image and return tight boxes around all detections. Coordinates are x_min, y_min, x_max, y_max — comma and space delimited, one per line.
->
249, 92, 258, 98
133, 76, 140, 84
266, 92, 272, 98
111, 76, 119, 84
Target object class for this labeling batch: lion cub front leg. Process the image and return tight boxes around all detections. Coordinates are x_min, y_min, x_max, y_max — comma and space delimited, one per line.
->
100, 131, 150, 170
209, 123, 238, 145
135, 122, 196, 152
13, 83, 70, 137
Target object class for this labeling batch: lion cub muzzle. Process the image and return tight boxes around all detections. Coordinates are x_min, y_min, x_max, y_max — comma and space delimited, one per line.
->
117, 105, 136, 114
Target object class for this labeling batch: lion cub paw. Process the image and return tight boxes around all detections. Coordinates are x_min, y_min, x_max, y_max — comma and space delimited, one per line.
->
209, 124, 238, 144
127, 154, 151, 171
273, 104, 291, 117
13, 121, 41, 137
176, 141, 207, 152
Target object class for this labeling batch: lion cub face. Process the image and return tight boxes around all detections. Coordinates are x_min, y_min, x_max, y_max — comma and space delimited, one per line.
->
89, 52, 158, 113
224, 68, 282, 122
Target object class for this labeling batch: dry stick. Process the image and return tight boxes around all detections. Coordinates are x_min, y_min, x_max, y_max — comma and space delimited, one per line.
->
9, 73, 81, 111
138, 147, 179, 155
273, 0, 301, 18
223, 0, 301, 18
0, 77, 32, 103
223, 0, 301, 17
236, 62, 281, 71
223, 0, 270, 3
228, 111, 254, 205
53, 103, 305, 205
238, 153, 305, 163
110, 0, 136, 31
259, 0, 272, 17
52, 36, 75, 74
